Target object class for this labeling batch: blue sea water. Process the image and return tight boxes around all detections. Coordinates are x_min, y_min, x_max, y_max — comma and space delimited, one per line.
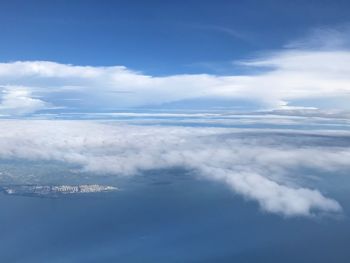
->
0, 169, 350, 263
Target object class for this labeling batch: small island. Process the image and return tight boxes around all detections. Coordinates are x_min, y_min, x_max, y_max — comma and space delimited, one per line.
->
1, 184, 118, 197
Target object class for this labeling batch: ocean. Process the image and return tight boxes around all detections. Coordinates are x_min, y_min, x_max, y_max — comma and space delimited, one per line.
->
1, 168, 349, 262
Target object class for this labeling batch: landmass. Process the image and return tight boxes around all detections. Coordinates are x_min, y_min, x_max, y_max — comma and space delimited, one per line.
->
0, 184, 118, 197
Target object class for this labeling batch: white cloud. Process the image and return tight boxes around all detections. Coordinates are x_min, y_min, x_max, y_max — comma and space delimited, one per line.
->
0, 47, 350, 114
0, 88, 48, 115
0, 120, 346, 217
201, 168, 341, 217
237, 50, 350, 105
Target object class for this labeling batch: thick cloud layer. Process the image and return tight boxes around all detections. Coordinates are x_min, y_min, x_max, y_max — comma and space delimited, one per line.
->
0, 120, 346, 217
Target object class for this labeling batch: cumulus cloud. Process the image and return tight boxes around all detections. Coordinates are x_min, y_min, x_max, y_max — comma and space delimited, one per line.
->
0, 88, 48, 115
0, 120, 347, 217
201, 168, 341, 217
237, 50, 350, 105
1, 46, 350, 114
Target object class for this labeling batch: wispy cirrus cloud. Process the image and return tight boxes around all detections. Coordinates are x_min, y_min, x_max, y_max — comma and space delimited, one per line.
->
285, 24, 350, 50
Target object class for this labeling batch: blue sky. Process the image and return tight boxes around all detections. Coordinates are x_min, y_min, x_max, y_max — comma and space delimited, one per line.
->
0, 0, 350, 114
1, 0, 349, 74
